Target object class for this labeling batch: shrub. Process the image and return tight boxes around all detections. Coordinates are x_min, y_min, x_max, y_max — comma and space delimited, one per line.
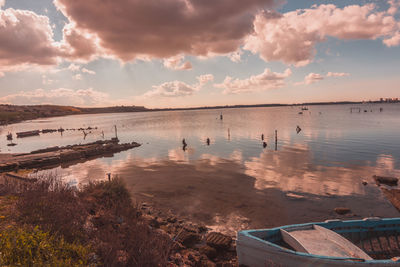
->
0, 226, 92, 266
16, 176, 88, 243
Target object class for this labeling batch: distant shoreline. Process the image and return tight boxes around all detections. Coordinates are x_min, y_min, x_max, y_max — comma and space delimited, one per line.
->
0, 100, 396, 126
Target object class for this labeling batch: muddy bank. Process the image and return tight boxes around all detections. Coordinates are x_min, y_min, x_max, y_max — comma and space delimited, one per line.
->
0, 139, 140, 173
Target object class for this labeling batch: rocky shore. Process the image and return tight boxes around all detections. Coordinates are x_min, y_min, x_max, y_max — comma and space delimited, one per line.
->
0, 139, 140, 173
140, 203, 238, 266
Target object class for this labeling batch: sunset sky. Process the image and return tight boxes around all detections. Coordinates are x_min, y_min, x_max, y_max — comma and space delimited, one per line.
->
0, 0, 399, 108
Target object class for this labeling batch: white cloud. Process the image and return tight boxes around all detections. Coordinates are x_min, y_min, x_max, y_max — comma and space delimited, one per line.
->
73, 74, 82, 80
228, 50, 243, 63
68, 63, 80, 72
163, 55, 192, 70
215, 68, 291, 94
42, 74, 55, 85
296, 71, 350, 85
0, 88, 109, 106
326, 72, 350, 77
82, 68, 96, 75
145, 74, 214, 97
244, 3, 400, 66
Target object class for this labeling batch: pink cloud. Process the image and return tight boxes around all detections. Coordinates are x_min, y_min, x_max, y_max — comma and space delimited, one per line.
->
145, 74, 214, 97
163, 55, 192, 71
304, 73, 324, 84
0, 7, 62, 70
0, 88, 109, 106
215, 68, 291, 94
82, 68, 96, 75
54, 0, 275, 61
326, 72, 350, 77
297, 71, 350, 85
245, 3, 400, 66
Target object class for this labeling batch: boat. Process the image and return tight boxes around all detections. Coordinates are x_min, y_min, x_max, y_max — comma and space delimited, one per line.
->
16, 130, 40, 138
237, 218, 400, 266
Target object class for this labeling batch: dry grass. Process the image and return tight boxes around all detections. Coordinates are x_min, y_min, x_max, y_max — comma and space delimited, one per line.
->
1, 175, 172, 266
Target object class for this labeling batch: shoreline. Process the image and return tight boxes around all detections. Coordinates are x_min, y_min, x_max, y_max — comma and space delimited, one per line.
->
1, 101, 394, 126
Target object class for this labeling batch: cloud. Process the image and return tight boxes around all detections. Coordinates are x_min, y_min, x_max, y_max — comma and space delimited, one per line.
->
304, 73, 324, 84
54, 0, 275, 61
82, 68, 96, 75
73, 74, 82, 80
228, 49, 243, 63
244, 3, 400, 66
163, 55, 192, 70
296, 71, 350, 85
68, 63, 80, 72
326, 72, 350, 77
0, 7, 62, 70
215, 68, 291, 94
145, 74, 214, 97
0, 88, 109, 106
42, 74, 55, 85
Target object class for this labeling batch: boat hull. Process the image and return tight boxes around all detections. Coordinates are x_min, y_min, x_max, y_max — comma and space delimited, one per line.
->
237, 218, 400, 267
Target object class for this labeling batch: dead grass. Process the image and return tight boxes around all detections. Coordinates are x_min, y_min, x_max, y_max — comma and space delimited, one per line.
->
1, 175, 172, 266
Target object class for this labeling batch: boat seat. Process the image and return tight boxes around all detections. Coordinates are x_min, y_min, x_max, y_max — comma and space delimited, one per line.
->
280, 225, 373, 260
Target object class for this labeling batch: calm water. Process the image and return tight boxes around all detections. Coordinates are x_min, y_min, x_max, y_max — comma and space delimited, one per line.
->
1, 104, 400, 234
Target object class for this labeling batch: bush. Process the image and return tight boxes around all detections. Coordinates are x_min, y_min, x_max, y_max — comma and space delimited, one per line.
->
12, 176, 172, 266
0, 226, 91, 266
16, 176, 88, 243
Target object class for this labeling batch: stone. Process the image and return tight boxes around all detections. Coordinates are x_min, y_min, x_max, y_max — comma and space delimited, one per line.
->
362, 181, 368, 186
198, 225, 208, 233
199, 245, 217, 260
334, 207, 351, 215
177, 230, 201, 247
206, 232, 232, 250
373, 175, 398, 186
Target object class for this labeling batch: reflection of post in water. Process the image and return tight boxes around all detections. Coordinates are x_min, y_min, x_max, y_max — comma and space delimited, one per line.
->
182, 138, 187, 151
275, 130, 278, 151
263, 141, 267, 148
296, 125, 302, 134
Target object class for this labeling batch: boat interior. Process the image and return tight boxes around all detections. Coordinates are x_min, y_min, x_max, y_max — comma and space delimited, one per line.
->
249, 219, 400, 260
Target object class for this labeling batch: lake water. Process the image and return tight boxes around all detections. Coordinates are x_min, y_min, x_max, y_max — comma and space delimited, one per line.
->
1, 103, 400, 235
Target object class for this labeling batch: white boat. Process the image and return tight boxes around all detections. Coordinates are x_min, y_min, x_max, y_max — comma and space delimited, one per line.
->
237, 218, 400, 266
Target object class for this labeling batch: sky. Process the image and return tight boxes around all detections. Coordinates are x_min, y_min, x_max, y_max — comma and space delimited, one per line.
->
0, 0, 399, 108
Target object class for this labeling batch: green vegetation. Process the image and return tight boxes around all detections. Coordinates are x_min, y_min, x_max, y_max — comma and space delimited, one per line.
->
0, 176, 171, 266
0, 227, 91, 266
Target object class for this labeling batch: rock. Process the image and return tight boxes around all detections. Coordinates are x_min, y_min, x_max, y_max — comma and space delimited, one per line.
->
373, 175, 398, 186
334, 207, 351, 215
206, 232, 232, 250
198, 225, 208, 233
176, 229, 201, 247
167, 216, 177, 223
199, 245, 217, 260
362, 181, 368, 186
198, 259, 216, 267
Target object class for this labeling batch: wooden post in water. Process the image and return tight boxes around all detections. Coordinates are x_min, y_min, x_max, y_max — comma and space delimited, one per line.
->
275, 130, 278, 151
114, 125, 118, 139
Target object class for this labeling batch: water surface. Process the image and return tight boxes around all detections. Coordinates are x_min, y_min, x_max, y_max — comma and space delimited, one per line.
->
1, 104, 400, 234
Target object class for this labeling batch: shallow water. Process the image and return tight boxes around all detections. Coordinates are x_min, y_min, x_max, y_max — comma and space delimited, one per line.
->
1, 103, 400, 234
